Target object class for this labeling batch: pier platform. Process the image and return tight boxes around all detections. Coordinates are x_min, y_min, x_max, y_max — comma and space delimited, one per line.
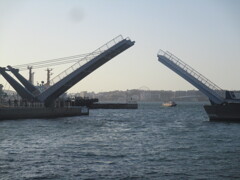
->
89, 103, 138, 109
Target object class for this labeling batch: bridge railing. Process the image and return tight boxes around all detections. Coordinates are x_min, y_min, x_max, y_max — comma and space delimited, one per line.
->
158, 49, 225, 98
48, 35, 124, 86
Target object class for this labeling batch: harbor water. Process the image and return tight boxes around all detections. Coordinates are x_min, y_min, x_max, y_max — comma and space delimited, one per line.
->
0, 102, 240, 179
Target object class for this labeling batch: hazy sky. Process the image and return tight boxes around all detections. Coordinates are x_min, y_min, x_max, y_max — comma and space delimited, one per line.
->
0, 0, 239, 93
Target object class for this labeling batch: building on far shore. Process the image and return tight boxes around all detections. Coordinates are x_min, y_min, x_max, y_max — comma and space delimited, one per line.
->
74, 89, 210, 102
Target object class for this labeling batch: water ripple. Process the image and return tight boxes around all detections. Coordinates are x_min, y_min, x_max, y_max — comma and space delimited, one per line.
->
0, 102, 240, 179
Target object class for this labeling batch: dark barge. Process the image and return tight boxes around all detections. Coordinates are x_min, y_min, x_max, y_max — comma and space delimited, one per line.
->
73, 97, 138, 109
204, 103, 240, 122
0, 106, 89, 120
89, 102, 138, 109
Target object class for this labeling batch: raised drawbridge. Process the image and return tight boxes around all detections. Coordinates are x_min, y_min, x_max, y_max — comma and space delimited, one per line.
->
157, 50, 228, 105
38, 35, 134, 106
0, 35, 135, 106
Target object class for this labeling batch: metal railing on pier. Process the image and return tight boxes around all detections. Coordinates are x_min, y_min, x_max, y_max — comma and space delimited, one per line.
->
49, 35, 124, 86
158, 50, 225, 99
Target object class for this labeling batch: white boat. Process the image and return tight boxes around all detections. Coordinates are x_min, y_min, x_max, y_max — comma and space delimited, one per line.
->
162, 101, 177, 107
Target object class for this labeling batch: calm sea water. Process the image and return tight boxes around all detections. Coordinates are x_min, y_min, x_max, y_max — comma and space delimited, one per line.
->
0, 102, 240, 180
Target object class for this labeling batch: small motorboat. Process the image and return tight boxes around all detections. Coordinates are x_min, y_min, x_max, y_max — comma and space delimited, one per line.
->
162, 101, 177, 107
